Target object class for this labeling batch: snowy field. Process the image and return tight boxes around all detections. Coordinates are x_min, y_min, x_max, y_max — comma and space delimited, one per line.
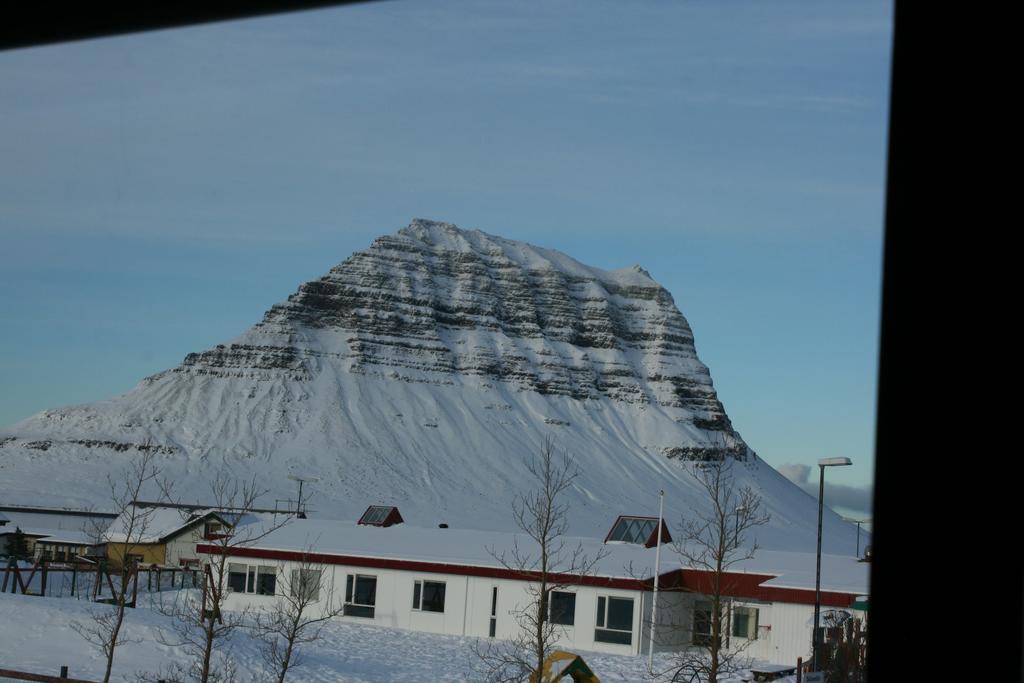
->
0, 592, 794, 682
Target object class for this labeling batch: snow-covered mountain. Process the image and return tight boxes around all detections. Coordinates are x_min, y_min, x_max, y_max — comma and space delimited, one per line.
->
0, 219, 862, 555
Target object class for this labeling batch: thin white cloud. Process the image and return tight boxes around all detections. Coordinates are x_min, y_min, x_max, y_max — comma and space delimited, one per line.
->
778, 463, 873, 515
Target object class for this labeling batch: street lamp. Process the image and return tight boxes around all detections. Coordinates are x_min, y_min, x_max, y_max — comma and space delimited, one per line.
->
842, 517, 870, 558
813, 457, 852, 672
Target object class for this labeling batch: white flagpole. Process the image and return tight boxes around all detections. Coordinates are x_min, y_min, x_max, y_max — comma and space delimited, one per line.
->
648, 489, 665, 672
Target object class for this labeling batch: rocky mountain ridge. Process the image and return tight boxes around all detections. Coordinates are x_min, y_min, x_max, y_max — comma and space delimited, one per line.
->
0, 220, 858, 554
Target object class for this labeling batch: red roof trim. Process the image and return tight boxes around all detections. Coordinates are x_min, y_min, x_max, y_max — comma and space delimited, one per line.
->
196, 544, 650, 590
661, 569, 858, 608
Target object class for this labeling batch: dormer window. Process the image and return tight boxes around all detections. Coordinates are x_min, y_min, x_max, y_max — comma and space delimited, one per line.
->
204, 521, 225, 540
357, 505, 404, 527
604, 515, 672, 547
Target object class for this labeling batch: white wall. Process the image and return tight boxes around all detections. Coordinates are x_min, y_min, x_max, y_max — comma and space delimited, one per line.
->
643, 593, 863, 668
215, 557, 645, 656
164, 526, 206, 566
211, 553, 862, 665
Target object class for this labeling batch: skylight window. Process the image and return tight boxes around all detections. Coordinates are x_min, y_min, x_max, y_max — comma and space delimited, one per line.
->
604, 515, 671, 547
357, 505, 403, 527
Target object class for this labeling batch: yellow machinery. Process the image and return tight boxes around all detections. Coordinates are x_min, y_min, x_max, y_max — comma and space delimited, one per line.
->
528, 650, 601, 683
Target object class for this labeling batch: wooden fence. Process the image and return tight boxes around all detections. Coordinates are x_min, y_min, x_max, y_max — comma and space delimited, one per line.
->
0, 665, 97, 682
2, 559, 199, 602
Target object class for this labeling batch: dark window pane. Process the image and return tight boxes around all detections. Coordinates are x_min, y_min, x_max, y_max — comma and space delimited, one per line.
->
227, 571, 246, 593
732, 612, 746, 637
489, 617, 496, 638
549, 591, 576, 626
354, 576, 376, 606
609, 517, 658, 544
346, 574, 353, 603
344, 603, 375, 618
257, 573, 276, 595
491, 587, 498, 616
413, 582, 421, 609
733, 607, 756, 638
597, 597, 606, 626
421, 581, 445, 612
606, 597, 633, 631
595, 628, 632, 645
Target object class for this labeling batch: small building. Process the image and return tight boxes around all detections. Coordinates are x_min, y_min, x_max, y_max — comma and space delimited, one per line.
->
196, 515, 868, 665
0, 505, 117, 536
33, 530, 104, 563
0, 526, 50, 559
103, 505, 240, 567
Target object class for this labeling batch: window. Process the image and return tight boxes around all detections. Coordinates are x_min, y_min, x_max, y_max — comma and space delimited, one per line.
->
594, 595, 633, 645
227, 562, 276, 595
549, 591, 576, 626
732, 605, 759, 640
607, 517, 657, 544
489, 586, 498, 637
292, 568, 323, 603
256, 566, 276, 595
357, 505, 403, 527
412, 579, 446, 612
228, 563, 247, 593
693, 600, 720, 647
604, 516, 671, 547
344, 573, 377, 617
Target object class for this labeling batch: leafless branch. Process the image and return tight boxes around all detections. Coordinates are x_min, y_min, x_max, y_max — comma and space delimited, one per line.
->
476, 437, 608, 683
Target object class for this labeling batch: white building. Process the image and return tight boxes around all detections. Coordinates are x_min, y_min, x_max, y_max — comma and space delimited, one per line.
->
198, 510, 868, 666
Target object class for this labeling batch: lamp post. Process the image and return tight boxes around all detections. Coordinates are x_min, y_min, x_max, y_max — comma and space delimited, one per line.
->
843, 517, 870, 558
813, 457, 852, 672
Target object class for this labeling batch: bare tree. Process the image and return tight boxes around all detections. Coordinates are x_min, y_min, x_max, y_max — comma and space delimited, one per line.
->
72, 448, 163, 683
475, 437, 607, 683
663, 458, 770, 683
250, 549, 345, 683
147, 470, 292, 683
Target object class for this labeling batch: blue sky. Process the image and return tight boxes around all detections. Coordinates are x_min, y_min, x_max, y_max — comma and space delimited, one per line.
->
0, 0, 891, 517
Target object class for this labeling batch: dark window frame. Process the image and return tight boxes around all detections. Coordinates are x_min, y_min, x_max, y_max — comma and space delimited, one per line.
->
413, 579, 446, 613
594, 595, 634, 645
548, 590, 576, 626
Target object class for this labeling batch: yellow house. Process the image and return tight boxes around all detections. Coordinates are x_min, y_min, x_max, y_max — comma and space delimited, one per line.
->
103, 505, 233, 568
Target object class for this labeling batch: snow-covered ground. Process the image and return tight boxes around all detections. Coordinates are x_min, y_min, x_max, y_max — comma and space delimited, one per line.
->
0, 591, 795, 682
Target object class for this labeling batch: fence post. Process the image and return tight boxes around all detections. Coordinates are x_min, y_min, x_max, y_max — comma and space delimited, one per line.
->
796, 657, 802, 683
130, 559, 139, 608
40, 559, 48, 597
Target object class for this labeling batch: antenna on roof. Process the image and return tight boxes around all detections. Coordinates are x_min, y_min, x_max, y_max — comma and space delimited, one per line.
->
287, 475, 319, 518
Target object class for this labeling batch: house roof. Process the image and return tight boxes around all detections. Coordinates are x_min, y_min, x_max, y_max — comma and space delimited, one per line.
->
0, 527, 52, 538
33, 529, 97, 545
196, 518, 869, 601
103, 506, 259, 544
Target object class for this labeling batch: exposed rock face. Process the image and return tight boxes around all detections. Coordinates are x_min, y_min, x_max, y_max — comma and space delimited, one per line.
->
172, 219, 736, 446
